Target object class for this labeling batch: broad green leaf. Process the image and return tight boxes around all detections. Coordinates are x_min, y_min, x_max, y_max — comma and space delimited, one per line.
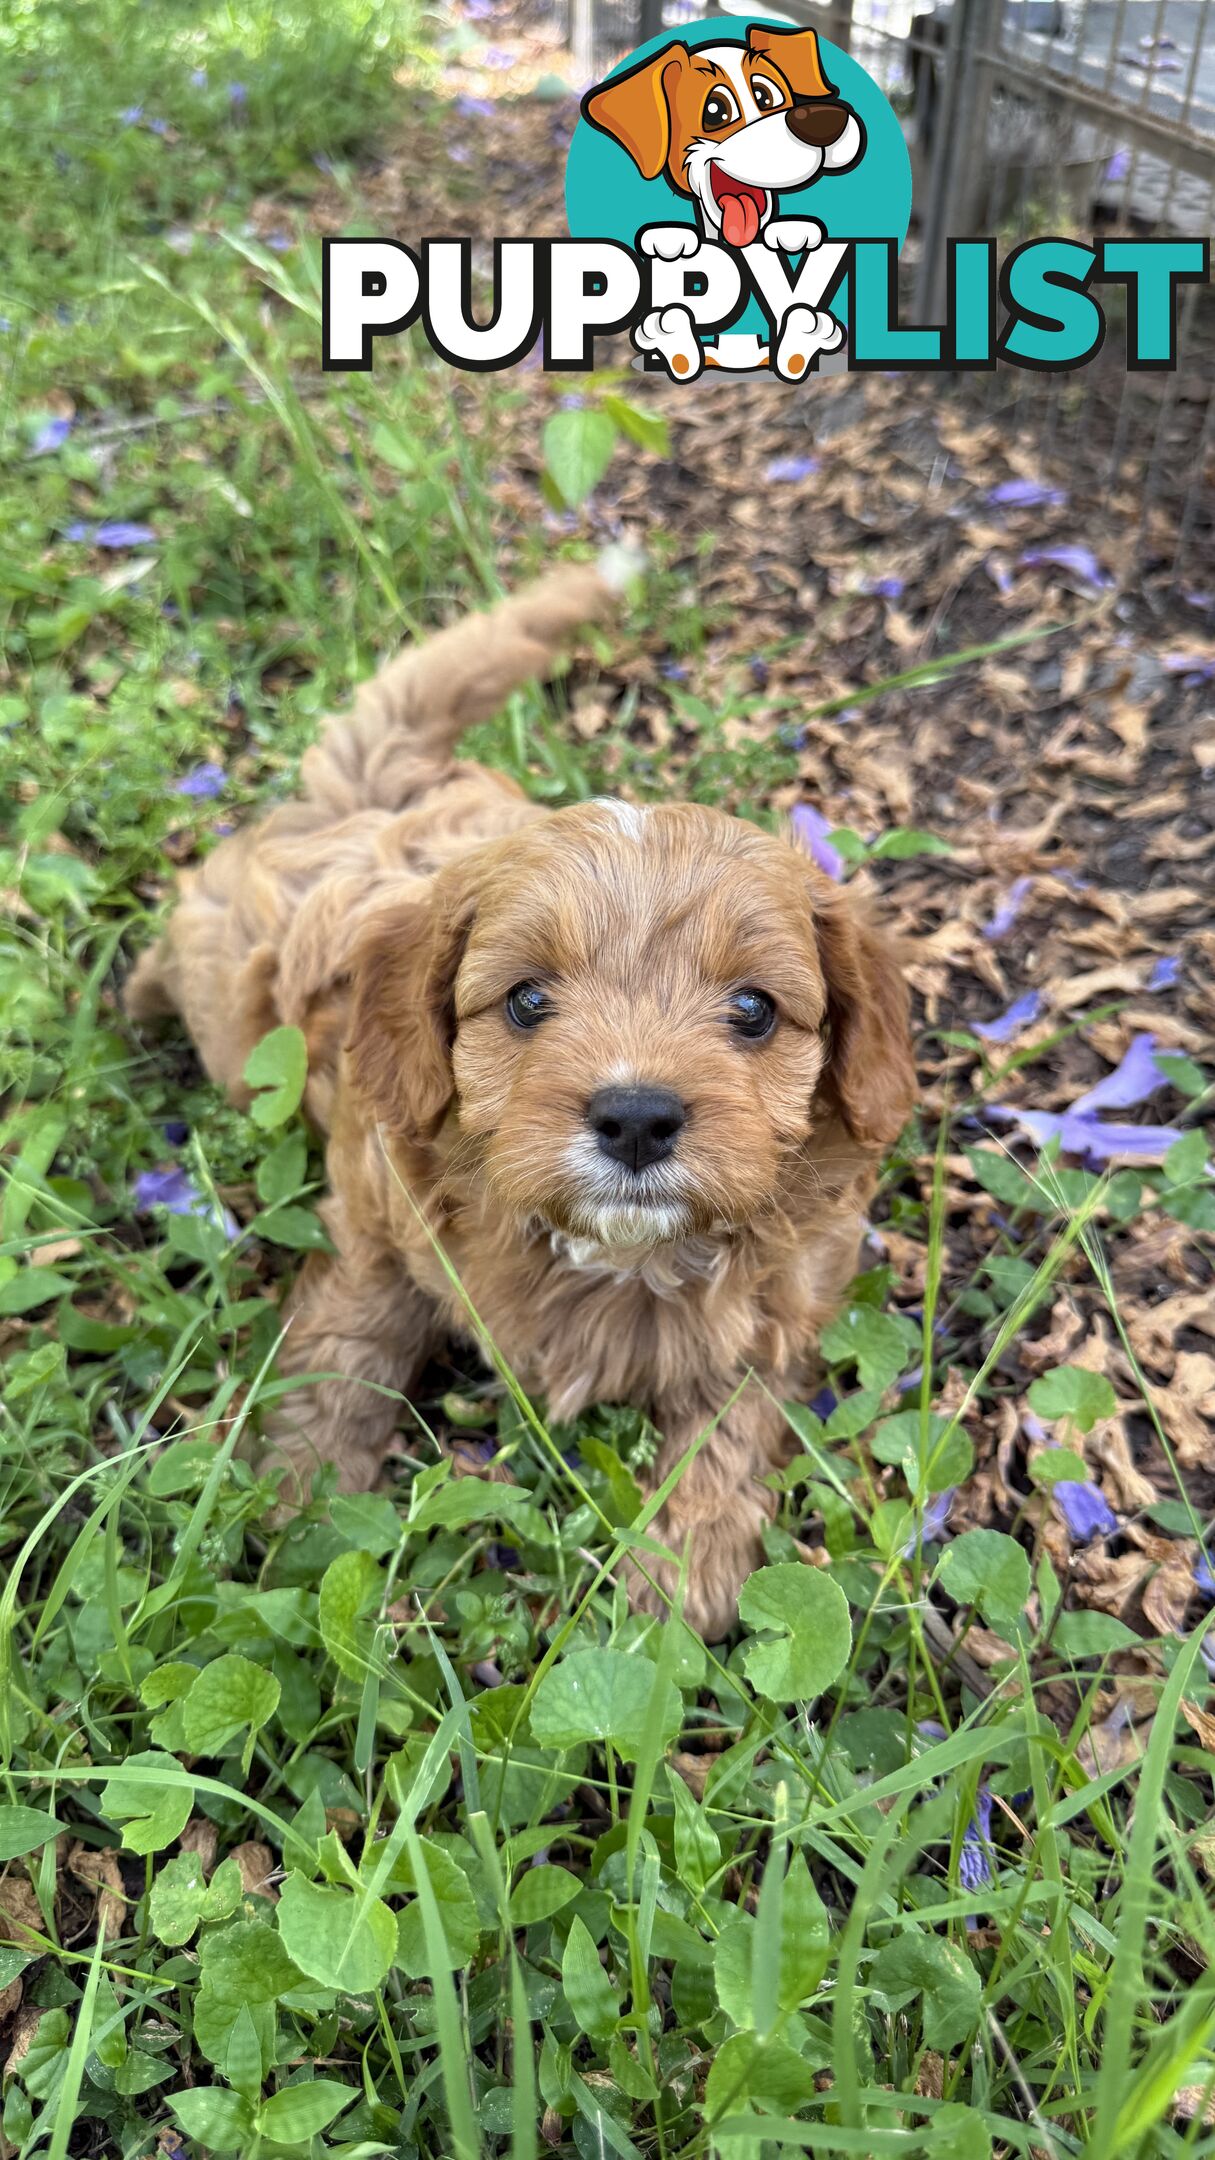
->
668, 1769, 719, 1896
1027, 1365, 1117, 1434
713, 1862, 828, 2031
704, 2029, 817, 2119
276, 1872, 396, 1993
182, 1654, 280, 1766
329, 1492, 402, 1556
148, 1854, 242, 1946
871, 1412, 973, 1496
738, 1564, 852, 1703
561, 1914, 618, 2042
870, 1931, 981, 2049
0, 1806, 63, 1862
392, 1838, 481, 1976
1028, 1447, 1088, 1486
936, 2101, 994, 2159
255, 1130, 307, 1207
542, 407, 617, 508
257, 2079, 355, 2140
168, 2087, 254, 2152
1053, 1610, 1142, 1657
0, 1267, 75, 1315
242, 1024, 308, 1129
317, 1548, 384, 1682
97, 1752, 193, 1856
530, 1649, 681, 1764
225, 2002, 265, 2101
255, 1203, 329, 1250
819, 1305, 911, 1390
509, 1864, 581, 1926
601, 394, 670, 457
408, 1478, 547, 1541
194, 1922, 303, 2068
934, 1529, 1030, 1641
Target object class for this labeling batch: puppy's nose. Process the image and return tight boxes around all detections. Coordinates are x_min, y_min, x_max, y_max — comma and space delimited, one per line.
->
587, 1085, 686, 1173
786, 98, 851, 147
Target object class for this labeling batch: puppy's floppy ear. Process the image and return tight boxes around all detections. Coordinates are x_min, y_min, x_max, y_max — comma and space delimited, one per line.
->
812, 882, 917, 1149
582, 43, 690, 180
746, 23, 835, 99
346, 872, 478, 1142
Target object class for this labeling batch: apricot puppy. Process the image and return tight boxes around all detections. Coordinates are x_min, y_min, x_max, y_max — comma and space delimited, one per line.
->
128, 568, 915, 1637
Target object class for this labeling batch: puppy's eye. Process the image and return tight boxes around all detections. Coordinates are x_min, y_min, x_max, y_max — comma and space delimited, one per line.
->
750, 74, 782, 112
505, 982, 552, 1030
702, 87, 739, 131
727, 988, 777, 1040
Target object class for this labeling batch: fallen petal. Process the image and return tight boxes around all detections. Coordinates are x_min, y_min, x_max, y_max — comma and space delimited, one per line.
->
1053, 1479, 1118, 1542
1019, 544, 1115, 592
765, 454, 820, 483
1071, 1033, 1168, 1115
983, 875, 1032, 940
790, 802, 845, 881
986, 477, 1067, 509
175, 761, 226, 799
973, 990, 1043, 1043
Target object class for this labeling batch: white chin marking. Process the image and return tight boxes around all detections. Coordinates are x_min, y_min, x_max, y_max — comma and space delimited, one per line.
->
578, 1201, 688, 1245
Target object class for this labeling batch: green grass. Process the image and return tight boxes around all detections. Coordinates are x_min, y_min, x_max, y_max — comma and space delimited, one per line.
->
2, 5, 1215, 2156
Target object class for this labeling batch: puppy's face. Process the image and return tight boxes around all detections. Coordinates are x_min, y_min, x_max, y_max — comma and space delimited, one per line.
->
349, 802, 915, 1248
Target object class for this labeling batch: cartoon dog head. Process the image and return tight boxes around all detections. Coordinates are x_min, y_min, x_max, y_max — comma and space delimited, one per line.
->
583, 26, 865, 248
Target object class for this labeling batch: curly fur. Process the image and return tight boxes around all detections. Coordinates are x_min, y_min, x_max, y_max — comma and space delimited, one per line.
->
128, 567, 916, 1637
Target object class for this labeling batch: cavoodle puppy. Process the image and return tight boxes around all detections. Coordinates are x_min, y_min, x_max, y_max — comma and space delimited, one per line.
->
128, 566, 916, 1637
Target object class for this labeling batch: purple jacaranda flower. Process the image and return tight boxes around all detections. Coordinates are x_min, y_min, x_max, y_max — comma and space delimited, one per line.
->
985, 555, 1015, 595
986, 477, 1067, 509
1072, 1033, 1168, 1115
313, 152, 334, 174
471, 1658, 504, 1685
790, 803, 844, 882
1053, 1477, 1118, 1543
32, 416, 72, 455
809, 1385, 838, 1420
1183, 589, 1214, 609
448, 143, 472, 163
455, 93, 496, 116
227, 81, 247, 106
973, 990, 1043, 1044
901, 1487, 954, 1557
959, 1786, 993, 1891
559, 392, 585, 410
191, 67, 208, 87
916, 1718, 947, 1740
988, 1103, 1187, 1167
660, 660, 690, 681
488, 1541, 520, 1570
95, 521, 156, 548
859, 574, 905, 600
764, 454, 819, 483
1147, 954, 1180, 990
175, 761, 225, 798
148, 117, 170, 136
482, 47, 514, 67
750, 657, 769, 690
213, 821, 235, 836
163, 1120, 190, 1145
119, 105, 143, 125
1162, 651, 1215, 685
133, 1166, 237, 1240
1019, 544, 1115, 592
1196, 1555, 1215, 1600
1105, 148, 1131, 183
267, 231, 293, 251
983, 875, 1032, 940
64, 521, 91, 542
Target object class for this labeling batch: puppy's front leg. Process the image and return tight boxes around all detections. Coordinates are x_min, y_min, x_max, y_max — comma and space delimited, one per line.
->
630, 1386, 787, 1640
263, 1206, 440, 1507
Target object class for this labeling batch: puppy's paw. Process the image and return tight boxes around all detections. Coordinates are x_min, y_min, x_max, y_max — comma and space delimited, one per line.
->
627, 1495, 771, 1641
774, 304, 844, 381
635, 305, 704, 382
638, 224, 701, 261
261, 1420, 389, 1523
762, 216, 824, 254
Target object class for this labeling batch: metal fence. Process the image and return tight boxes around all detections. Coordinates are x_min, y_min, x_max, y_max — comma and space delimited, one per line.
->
569, 0, 1215, 593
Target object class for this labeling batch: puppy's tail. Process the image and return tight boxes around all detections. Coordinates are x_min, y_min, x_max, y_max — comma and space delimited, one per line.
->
298, 563, 621, 819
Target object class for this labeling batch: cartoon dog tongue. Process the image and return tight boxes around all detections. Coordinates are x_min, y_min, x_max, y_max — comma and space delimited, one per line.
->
711, 171, 765, 250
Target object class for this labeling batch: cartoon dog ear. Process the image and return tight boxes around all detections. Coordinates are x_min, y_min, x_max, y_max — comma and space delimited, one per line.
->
811, 882, 917, 1149
346, 866, 480, 1142
582, 44, 691, 180
746, 23, 836, 100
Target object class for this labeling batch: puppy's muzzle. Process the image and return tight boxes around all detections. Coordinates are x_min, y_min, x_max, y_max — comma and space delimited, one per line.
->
786, 99, 853, 147
587, 1085, 686, 1174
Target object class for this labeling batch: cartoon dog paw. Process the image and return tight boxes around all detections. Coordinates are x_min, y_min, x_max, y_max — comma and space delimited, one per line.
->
762, 217, 825, 254
637, 225, 701, 262
635, 305, 704, 381
774, 304, 844, 380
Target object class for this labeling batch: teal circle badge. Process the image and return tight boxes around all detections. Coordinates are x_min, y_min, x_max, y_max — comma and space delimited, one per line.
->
565, 17, 912, 374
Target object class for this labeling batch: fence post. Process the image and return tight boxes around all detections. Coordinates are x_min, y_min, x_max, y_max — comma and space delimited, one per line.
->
827, 0, 854, 55
913, 0, 997, 326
